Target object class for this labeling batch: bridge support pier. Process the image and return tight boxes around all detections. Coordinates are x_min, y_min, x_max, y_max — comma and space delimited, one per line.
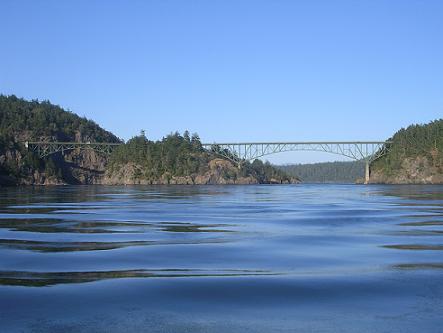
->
364, 160, 370, 185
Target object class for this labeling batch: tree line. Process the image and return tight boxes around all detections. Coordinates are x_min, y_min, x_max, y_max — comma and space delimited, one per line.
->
279, 160, 365, 183
0, 95, 121, 143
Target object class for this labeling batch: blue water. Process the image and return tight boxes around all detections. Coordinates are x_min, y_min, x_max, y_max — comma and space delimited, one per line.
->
0, 185, 442, 332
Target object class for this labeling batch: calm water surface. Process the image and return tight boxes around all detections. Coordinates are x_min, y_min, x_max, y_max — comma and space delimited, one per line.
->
0, 185, 442, 332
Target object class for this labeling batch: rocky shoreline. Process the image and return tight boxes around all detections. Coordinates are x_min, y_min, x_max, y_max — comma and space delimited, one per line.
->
102, 159, 298, 185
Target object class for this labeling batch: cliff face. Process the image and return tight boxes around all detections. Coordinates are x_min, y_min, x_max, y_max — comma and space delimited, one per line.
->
370, 155, 443, 184
59, 149, 108, 184
0, 142, 56, 185
0, 144, 110, 186
0, 126, 117, 185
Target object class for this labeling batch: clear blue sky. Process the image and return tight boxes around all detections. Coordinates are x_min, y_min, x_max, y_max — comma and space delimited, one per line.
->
1, 0, 442, 163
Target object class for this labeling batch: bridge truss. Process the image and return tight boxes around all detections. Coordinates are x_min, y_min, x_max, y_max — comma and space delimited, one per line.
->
25, 141, 122, 158
202, 141, 390, 163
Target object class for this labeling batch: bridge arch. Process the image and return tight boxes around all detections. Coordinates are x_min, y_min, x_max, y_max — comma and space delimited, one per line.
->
202, 141, 390, 184
202, 142, 389, 163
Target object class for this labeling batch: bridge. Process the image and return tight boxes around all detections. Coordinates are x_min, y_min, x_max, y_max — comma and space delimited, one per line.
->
25, 140, 391, 184
25, 141, 122, 157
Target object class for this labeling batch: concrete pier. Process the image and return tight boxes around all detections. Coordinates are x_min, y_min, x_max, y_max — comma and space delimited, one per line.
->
364, 160, 370, 184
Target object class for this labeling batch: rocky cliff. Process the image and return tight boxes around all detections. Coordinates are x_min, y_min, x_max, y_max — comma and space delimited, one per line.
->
370, 155, 443, 184
0, 144, 109, 186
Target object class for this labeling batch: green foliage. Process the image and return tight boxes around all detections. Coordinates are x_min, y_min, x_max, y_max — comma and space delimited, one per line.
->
0, 94, 121, 143
109, 132, 210, 181
372, 119, 443, 175
241, 159, 292, 183
279, 161, 365, 183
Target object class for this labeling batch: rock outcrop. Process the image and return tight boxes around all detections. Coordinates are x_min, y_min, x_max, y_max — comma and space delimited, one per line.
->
369, 155, 443, 184
103, 158, 298, 185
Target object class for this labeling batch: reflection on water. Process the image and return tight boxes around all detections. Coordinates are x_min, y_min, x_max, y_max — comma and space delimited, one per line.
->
0, 237, 229, 253
399, 220, 443, 226
0, 268, 275, 287
1, 185, 443, 332
383, 244, 443, 250
0, 218, 232, 234
392, 263, 443, 270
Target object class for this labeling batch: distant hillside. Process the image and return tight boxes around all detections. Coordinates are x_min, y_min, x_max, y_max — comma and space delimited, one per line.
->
370, 119, 443, 184
278, 160, 364, 183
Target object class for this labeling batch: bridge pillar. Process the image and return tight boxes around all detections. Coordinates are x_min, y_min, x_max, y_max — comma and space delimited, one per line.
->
364, 160, 370, 185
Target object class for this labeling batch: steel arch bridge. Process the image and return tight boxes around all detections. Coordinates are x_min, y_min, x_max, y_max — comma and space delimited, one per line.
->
25, 140, 391, 184
201, 141, 389, 164
202, 141, 391, 184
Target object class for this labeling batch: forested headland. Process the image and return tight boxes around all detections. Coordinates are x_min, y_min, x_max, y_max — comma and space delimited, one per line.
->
0, 95, 121, 185
0, 95, 295, 185
370, 119, 443, 184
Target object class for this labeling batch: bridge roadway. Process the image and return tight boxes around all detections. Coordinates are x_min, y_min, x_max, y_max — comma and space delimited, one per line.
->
25, 140, 391, 184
